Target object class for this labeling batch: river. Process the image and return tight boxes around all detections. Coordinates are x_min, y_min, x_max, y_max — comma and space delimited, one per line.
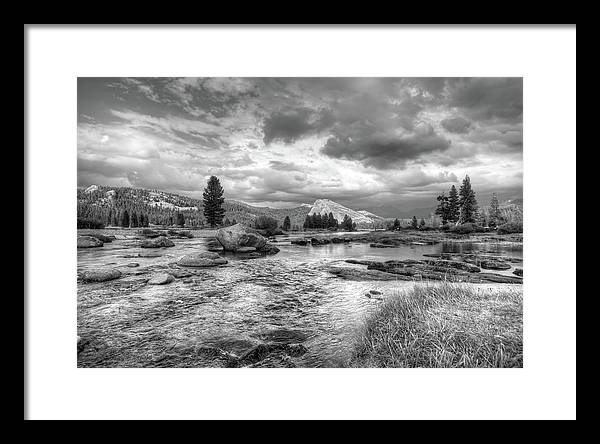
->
77, 229, 523, 367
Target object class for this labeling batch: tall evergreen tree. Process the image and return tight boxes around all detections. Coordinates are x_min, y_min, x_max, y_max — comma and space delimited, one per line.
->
303, 215, 311, 230
131, 211, 139, 228
488, 193, 502, 228
420, 218, 426, 228
282, 215, 291, 231
176, 212, 185, 227
393, 218, 400, 230
458, 175, 478, 224
341, 214, 354, 231
435, 192, 450, 224
202, 176, 225, 228
448, 185, 460, 224
411, 216, 418, 229
120, 209, 130, 228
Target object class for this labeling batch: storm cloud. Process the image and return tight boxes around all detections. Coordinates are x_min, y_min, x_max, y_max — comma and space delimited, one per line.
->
321, 123, 451, 169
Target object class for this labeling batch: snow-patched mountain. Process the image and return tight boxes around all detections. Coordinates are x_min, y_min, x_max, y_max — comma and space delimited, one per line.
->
308, 199, 381, 225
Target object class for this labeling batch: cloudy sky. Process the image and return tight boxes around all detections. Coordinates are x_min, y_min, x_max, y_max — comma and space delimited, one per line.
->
78, 77, 522, 217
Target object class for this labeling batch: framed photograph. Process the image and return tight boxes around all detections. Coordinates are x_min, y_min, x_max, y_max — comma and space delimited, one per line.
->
25, 25, 576, 420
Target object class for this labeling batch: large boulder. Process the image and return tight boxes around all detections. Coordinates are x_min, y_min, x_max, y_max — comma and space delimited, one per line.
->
216, 224, 267, 252
177, 252, 228, 267
81, 268, 122, 282
77, 236, 103, 248
140, 236, 175, 248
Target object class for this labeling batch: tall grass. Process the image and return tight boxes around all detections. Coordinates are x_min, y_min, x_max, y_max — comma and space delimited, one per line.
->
348, 282, 523, 368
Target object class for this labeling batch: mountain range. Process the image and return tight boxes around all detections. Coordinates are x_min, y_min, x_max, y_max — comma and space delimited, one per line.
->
77, 185, 522, 228
77, 185, 386, 229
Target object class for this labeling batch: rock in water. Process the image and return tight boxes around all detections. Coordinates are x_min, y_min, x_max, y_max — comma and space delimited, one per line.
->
262, 244, 280, 255
140, 236, 175, 248
88, 233, 115, 243
216, 224, 267, 252
177, 252, 228, 267
77, 236, 104, 248
148, 273, 175, 285
513, 268, 523, 277
139, 228, 161, 238
81, 268, 122, 282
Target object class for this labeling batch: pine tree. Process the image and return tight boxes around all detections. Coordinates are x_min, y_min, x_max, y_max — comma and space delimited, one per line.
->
393, 218, 400, 230
411, 216, 418, 229
327, 212, 335, 228
458, 175, 478, 224
131, 211, 139, 228
176, 212, 185, 227
448, 185, 460, 224
121, 209, 130, 228
283, 215, 291, 231
341, 214, 354, 231
202, 176, 225, 228
435, 192, 450, 224
303, 215, 311, 230
420, 218, 426, 228
488, 193, 502, 228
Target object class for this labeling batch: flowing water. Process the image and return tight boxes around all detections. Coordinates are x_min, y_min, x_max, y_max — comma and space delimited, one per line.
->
77, 229, 522, 367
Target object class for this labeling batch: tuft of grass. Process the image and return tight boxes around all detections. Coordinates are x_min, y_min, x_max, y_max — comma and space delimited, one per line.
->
348, 282, 523, 368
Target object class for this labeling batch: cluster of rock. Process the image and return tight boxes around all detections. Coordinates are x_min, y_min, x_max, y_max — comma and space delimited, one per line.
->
290, 237, 352, 246
330, 256, 523, 284
140, 236, 175, 248
139, 228, 193, 239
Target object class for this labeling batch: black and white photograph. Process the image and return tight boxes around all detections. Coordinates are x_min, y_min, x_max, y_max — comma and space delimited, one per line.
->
76, 77, 524, 368
25, 25, 576, 420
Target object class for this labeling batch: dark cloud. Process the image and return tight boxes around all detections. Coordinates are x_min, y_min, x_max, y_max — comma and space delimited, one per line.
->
321, 123, 451, 169
448, 78, 523, 122
262, 108, 333, 144
441, 116, 472, 134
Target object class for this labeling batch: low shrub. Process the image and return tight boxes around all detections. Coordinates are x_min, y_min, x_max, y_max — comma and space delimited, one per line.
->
497, 222, 523, 234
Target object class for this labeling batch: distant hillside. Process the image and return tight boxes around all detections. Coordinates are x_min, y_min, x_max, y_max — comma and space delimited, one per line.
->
77, 185, 311, 229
